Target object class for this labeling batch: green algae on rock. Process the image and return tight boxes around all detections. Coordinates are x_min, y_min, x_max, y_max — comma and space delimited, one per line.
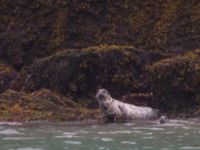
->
149, 49, 200, 115
0, 62, 21, 93
0, 0, 199, 68
22, 45, 168, 101
0, 89, 101, 121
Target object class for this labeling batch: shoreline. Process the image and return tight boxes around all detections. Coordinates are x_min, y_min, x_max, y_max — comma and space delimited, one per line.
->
1, 115, 200, 126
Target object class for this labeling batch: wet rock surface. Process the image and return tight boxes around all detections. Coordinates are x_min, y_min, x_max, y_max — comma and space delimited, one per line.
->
0, 0, 200, 121
0, 89, 101, 121
149, 49, 200, 115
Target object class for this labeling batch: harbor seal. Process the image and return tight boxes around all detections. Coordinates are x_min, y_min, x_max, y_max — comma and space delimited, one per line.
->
96, 89, 160, 122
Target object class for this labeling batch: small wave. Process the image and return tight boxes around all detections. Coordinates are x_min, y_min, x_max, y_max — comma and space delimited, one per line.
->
121, 141, 136, 145
63, 132, 78, 136
76, 130, 88, 134
179, 146, 200, 149
98, 147, 106, 149
98, 130, 131, 134
55, 135, 82, 139
2, 137, 37, 140
64, 140, 82, 145
143, 147, 153, 149
0, 122, 22, 126
101, 137, 114, 142
0, 129, 24, 135
132, 130, 143, 133
15, 148, 43, 150
144, 132, 153, 135
142, 136, 155, 139
164, 131, 175, 134
134, 127, 164, 131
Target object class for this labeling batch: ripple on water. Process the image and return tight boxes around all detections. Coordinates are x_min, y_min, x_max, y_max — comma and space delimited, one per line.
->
121, 141, 136, 145
55, 135, 81, 139
133, 127, 164, 131
143, 147, 153, 149
55, 131, 82, 139
64, 140, 82, 145
63, 132, 78, 136
101, 137, 114, 142
132, 130, 143, 134
0, 129, 24, 135
14, 148, 43, 150
179, 146, 200, 150
0, 122, 22, 126
164, 131, 175, 134
2, 137, 37, 140
98, 147, 110, 150
98, 130, 131, 135
141, 136, 155, 140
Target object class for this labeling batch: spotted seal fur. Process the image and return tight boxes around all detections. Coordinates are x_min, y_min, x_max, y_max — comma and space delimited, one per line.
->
96, 89, 161, 122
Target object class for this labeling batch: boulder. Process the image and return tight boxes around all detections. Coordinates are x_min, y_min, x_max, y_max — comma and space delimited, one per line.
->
23, 45, 168, 100
149, 49, 200, 115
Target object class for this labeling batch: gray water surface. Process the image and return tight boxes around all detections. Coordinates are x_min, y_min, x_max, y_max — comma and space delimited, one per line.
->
1, 119, 200, 150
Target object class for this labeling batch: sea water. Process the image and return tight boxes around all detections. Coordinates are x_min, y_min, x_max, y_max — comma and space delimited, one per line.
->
0, 119, 200, 150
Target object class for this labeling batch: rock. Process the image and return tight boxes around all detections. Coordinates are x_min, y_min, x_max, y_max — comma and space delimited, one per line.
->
149, 49, 200, 115
0, 89, 101, 121
0, 62, 21, 93
0, 0, 199, 67
22, 45, 168, 101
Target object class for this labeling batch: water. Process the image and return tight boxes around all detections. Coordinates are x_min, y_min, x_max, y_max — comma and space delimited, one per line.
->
0, 119, 200, 150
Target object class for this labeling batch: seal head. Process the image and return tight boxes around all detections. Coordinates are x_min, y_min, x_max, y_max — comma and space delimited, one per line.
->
96, 89, 111, 102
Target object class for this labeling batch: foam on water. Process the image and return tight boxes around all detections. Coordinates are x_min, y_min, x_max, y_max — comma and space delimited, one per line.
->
55, 135, 82, 139
98, 130, 131, 134
0, 129, 24, 135
14, 148, 43, 150
2, 137, 37, 140
64, 140, 82, 145
121, 141, 136, 145
0, 122, 22, 126
179, 146, 200, 150
141, 136, 155, 139
101, 137, 114, 142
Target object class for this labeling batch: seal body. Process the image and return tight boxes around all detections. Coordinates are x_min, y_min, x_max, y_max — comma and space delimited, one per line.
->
96, 89, 159, 122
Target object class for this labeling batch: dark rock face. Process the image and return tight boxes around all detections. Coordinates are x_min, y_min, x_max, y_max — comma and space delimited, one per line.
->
0, 62, 21, 93
22, 46, 167, 100
0, 0, 200, 121
0, 0, 199, 67
0, 89, 101, 121
149, 50, 200, 115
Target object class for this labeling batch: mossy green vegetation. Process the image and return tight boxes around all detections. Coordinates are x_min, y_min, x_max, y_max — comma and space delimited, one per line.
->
0, 89, 101, 121
23, 45, 168, 100
0, 62, 20, 93
149, 49, 200, 115
0, 0, 199, 67
0, 0, 200, 121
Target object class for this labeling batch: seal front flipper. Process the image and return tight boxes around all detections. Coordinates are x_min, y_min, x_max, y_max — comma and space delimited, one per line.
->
103, 114, 116, 123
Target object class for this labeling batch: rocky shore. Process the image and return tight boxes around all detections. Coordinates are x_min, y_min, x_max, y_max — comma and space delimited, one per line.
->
0, 0, 200, 121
